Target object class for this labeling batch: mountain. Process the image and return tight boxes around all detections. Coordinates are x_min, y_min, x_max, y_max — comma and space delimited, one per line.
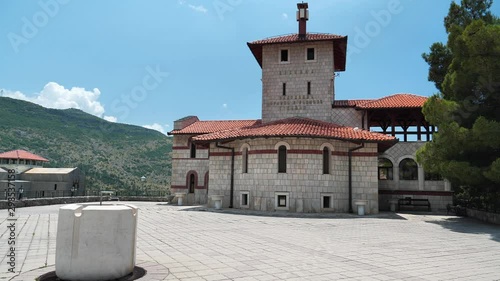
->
0, 97, 172, 194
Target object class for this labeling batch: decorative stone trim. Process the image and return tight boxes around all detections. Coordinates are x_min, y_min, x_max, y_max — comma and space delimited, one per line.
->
320, 193, 334, 211
288, 149, 322, 154
172, 158, 210, 160
173, 146, 209, 150
274, 141, 291, 150
171, 185, 205, 189
275, 192, 290, 211
240, 191, 250, 208
332, 151, 378, 157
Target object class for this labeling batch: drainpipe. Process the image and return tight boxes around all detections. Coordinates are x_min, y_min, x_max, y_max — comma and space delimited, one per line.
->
216, 142, 234, 208
348, 143, 364, 213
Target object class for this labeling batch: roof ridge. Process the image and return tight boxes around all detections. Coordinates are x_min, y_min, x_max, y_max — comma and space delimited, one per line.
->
197, 119, 260, 123
356, 93, 427, 109
249, 32, 343, 43
192, 117, 396, 143
0, 149, 49, 161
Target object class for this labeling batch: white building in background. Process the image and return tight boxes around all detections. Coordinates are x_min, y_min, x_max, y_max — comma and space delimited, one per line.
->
0, 149, 84, 198
168, 3, 451, 214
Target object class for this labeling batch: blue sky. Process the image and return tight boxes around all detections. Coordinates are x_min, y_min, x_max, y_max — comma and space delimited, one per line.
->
1, 0, 499, 134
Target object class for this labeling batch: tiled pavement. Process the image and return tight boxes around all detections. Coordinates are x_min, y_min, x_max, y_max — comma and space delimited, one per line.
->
0, 202, 499, 280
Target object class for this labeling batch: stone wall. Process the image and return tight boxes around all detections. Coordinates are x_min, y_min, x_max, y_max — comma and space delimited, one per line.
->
0, 196, 169, 210
331, 107, 364, 128
261, 41, 335, 123
207, 137, 379, 214
171, 134, 209, 205
0, 196, 100, 209
466, 209, 500, 225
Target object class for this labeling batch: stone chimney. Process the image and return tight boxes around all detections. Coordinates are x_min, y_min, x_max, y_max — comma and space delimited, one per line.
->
296, 3, 309, 39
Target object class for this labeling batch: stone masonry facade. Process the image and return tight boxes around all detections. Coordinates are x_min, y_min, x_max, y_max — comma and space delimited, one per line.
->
207, 138, 379, 214
262, 41, 335, 123
171, 134, 209, 205
331, 107, 365, 128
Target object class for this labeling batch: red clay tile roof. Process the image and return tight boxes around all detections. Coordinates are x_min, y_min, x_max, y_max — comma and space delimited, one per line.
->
249, 33, 345, 45
0, 150, 49, 162
168, 120, 261, 135
192, 117, 396, 143
247, 32, 348, 71
357, 93, 427, 109
333, 99, 374, 108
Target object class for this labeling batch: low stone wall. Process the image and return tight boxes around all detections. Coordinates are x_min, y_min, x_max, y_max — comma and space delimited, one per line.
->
0, 196, 101, 210
467, 208, 500, 225
0, 196, 170, 210
117, 196, 170, 202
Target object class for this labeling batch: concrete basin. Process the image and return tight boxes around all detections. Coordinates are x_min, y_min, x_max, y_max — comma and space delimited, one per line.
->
55, 203, 138, 281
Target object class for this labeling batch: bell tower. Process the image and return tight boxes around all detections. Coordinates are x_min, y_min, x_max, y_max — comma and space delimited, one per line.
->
247, 3, 348, 123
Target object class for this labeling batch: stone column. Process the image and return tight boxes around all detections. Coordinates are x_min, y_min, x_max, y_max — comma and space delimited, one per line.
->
444, 179, 451, 191
393, 166, 400, 189
418, 166, 424, 191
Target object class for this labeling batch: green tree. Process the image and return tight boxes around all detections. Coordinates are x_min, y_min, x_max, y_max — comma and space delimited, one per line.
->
417, 0, 500, 204
422, 0, 498, 93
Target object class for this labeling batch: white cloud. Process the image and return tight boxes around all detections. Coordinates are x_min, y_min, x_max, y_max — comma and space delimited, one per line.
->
1, 82, 107, 118
143, 123, 169, 135
188, 4, 207, 13
104, 116, 117, 123
222, 103, 228, 109
282, 13, 288, 20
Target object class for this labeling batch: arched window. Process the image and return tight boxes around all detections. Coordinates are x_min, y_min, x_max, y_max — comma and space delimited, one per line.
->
399, 158, 418, 180
378, 158, 393, 180
278, 145, 287, 173
242, 147, 249, 173
189, 173, 195, 193
322, 147, 330, 174
190, 142, 196, 158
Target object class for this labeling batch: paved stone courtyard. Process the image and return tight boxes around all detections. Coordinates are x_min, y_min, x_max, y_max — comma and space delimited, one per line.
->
1, 202, 499, 281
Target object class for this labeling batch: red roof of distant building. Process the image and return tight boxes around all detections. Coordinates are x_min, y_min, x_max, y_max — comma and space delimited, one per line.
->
192, 117, 396, 143
247, 33, 348, 71
168, 120, 261, 135
0, 150, 49, 162
356, 94, 427, 109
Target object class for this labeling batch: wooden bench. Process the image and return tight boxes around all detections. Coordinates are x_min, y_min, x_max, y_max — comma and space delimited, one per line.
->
398, 198, 431, 211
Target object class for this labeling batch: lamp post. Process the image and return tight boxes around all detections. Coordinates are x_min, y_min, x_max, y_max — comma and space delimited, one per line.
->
140, 176, 146, 196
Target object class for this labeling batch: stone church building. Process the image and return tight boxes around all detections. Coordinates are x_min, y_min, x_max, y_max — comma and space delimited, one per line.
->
168, 3, 452, 214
